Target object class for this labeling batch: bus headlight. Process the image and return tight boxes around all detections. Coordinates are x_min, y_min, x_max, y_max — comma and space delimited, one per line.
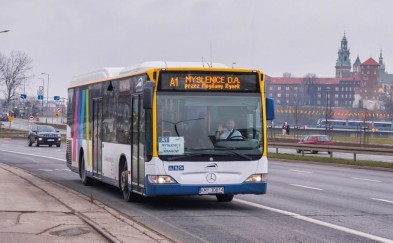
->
147, 175, 177, 184
245, 173, 267, 183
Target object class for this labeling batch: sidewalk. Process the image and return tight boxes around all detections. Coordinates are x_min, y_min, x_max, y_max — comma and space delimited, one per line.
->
0, 163, 169, 243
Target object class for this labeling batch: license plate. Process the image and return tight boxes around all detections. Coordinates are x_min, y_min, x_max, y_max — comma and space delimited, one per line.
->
199, 187, 224, 195
47, 139, 54, 141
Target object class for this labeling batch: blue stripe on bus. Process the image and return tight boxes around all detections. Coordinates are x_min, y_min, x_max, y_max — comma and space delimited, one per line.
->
144, 179, 267, 196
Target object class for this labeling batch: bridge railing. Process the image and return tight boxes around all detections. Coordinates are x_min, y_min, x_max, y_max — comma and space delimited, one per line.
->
269, 142, 393, 161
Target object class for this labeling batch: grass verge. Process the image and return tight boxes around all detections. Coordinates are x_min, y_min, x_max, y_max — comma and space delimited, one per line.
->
269, 153, 393, 170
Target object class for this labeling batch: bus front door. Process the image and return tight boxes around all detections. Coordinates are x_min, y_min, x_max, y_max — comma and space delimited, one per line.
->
131, 95, 145, 192
93, 98, 103, 177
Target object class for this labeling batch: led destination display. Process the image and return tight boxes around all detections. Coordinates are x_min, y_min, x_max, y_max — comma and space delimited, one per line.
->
159, 72, 260, 92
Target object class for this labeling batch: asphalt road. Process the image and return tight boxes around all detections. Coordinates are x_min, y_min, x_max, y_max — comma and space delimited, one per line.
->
1, 139, 392, 243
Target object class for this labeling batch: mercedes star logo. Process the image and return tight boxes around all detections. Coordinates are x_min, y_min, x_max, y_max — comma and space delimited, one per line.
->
206, 173, 217, 183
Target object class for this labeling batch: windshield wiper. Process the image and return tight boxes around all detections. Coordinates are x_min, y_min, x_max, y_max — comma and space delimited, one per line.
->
224, 150, 252, 161
166, 153, 211, 161
214, 146, 259, 150
165, 147, 254, 161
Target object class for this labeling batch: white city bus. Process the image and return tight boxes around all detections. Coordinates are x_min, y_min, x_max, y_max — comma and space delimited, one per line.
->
66, 62, 274, 202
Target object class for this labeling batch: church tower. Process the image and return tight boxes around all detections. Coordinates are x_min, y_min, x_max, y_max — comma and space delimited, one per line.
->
335, 33, 352, 78
379, 49, 386, 73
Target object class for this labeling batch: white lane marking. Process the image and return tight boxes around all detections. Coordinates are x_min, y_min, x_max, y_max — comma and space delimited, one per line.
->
371, 198, 393, 204
351, 177, 382, 183
289, 169, 313, 174
290, 184, 323, 191
0, 149, 65, 161
234, 198, 393, 243
55, 169, 71, 172
38, 169, 53, 172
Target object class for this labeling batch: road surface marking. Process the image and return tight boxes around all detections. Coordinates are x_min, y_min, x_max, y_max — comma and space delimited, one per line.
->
55, 168, 71, 171
351, 177, 382, 183
38, 169, 53, 172
235, 198, 393, 243
290, 184, 323, 191
289, 169, 313, 174
371, 198, 393, 204
0, 149, 65, 161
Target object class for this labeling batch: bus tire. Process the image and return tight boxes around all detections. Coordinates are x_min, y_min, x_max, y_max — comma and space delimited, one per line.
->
80, 155, 94, 186
216, 194, 234, 202
120, 162, 137, 202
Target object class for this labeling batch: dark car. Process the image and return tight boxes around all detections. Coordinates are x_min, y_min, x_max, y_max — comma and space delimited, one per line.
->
0, 113, 8, 121
296, 134, 333, 154
28, 125, 61, 147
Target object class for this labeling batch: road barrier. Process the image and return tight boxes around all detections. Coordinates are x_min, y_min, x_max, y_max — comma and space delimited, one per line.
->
0, 130, 65, 141
269, 142, 393, 161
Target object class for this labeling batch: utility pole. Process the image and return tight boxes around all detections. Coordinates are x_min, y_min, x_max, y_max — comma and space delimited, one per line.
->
325, 89, 329, 135
41, 73, 50, 124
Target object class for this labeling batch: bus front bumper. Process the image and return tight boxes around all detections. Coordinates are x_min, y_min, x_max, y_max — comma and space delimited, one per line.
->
144, 180, 267, 197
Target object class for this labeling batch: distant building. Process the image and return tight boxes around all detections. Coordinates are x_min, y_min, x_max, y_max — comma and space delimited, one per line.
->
266, 33, 391, 113
265, 76, 360, 108
353, 58, 383, 110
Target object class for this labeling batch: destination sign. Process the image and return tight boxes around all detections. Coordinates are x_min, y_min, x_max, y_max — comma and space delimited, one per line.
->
159, 72, 259, 92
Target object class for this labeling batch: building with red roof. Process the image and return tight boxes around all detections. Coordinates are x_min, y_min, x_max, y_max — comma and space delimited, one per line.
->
266, 33, 390, 125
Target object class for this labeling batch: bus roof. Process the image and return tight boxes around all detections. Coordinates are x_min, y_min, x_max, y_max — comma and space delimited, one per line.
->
120, 61, 228, 75
70, 61, 242, 87
69, 61, 229, 87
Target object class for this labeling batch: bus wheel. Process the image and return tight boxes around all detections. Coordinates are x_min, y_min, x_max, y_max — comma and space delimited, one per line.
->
120, 163, 136, 202
216, 194, 234, 202
80, 156, 94, 186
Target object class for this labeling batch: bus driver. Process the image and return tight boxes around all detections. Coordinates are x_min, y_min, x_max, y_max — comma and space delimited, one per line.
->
216, 119, 242, 140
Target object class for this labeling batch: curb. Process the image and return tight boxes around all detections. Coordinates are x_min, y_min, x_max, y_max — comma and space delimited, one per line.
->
1, 163, 173, 243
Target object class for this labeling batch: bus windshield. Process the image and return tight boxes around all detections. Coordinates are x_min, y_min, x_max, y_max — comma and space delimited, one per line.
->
157, 93, 263, 161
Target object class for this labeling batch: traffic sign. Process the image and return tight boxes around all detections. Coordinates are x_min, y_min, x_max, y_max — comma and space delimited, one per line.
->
38, 95, 44, 100
20, 94, 27, 99
54, 96, 60, 101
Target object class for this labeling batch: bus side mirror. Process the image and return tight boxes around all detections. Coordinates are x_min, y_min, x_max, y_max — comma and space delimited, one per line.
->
143, 81, 155, 109
266, 98, 275, 120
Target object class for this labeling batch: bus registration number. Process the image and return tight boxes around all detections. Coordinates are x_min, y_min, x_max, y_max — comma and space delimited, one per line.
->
199, 187, 224, 194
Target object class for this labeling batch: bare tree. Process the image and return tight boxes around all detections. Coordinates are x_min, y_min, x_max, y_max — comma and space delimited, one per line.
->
0, 51, 33, 104
301, 73, 317, 106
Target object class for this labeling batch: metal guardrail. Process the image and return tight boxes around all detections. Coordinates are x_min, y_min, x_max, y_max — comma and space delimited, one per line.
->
269, 142, 393, 161
0, 131, 66, 141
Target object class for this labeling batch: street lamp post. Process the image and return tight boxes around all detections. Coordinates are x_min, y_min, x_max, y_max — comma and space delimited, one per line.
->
39, 78, 45, 116
325, 88, 330, 135
41, 73, 49, 124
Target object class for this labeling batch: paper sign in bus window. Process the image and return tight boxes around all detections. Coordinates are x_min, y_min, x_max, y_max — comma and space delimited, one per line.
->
158, 137, 185, 155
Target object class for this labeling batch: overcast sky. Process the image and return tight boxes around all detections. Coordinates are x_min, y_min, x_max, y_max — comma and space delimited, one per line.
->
1, 0, 393, 99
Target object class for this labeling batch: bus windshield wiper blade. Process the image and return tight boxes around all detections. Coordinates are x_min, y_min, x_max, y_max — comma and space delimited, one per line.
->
214, 147, 259, 150
226, 150, 252, 161
166, 153, 211, 161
